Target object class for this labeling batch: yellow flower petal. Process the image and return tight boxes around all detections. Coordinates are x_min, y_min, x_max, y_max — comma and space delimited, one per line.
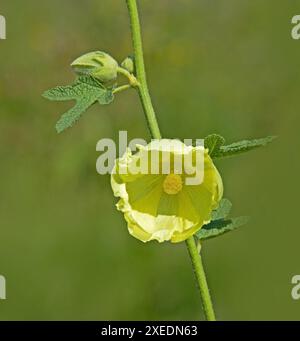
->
111, 139, 223, 243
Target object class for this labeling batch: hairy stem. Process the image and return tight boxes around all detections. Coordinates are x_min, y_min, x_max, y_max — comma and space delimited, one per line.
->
125, 0, 216, 321
126, 0, 161, 140
186, 237, 216, 321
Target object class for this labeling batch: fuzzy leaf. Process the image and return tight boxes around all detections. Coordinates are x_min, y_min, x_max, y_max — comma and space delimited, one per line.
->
43, 85, 77, 101
213, 136, 276, 158
196, 216, 249, 240
98, 89, 114, 105
204, 134, 225, 156
43, 76, 114, 133
212, 198, 232, 220
55, 98, 96, 133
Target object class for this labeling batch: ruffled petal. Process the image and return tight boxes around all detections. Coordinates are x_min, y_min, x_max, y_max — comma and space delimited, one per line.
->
111, 139, 223, 243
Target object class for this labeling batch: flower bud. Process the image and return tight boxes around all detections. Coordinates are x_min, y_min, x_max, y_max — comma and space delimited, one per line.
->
71, 51, 119, 83
121, 56, 135, 74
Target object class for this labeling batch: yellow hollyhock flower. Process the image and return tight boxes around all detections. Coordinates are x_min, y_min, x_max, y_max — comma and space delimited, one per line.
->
111, 139, 223, 243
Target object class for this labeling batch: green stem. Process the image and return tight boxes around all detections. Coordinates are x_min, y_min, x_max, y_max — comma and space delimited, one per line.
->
186, 237, 216, 321
125, 0, 161, 140
113, 84, 132, 95
117, 67, 139, 87
125, 0, 216, 321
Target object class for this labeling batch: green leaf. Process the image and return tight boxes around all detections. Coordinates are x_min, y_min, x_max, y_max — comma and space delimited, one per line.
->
42, 85, 77, 101
204, 134, 225, 156
196, 216, 249, 240
43, 76, 114, 133
213, 136, 276, 158
98, 88, 114, 105
195, 198, 248, 240
212, 198, 232, 220
55, 98, 96, 134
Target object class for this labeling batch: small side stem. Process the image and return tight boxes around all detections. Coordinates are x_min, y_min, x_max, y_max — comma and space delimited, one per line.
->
113, 84, 132, 95
186, 237, 216, 321
117, 67, 139, 87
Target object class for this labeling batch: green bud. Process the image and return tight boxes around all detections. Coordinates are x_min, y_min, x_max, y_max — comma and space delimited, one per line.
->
71, 51, 119, 83
121, 56, 135, 74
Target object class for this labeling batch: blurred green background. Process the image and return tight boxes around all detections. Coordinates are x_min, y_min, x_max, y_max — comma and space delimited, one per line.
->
0, 0, 300, 320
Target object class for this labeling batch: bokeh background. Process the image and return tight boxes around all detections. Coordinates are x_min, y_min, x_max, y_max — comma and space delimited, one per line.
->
0, 0, 300, 320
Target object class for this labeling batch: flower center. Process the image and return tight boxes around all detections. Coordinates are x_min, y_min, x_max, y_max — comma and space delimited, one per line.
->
163, 174, 183, 195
